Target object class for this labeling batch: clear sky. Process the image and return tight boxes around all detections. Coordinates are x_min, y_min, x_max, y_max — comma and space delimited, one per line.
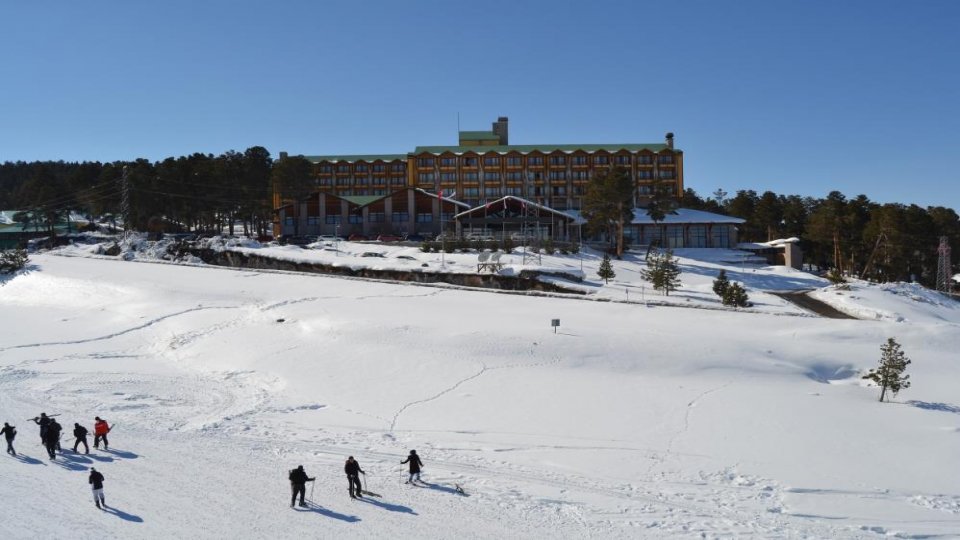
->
1, 0, 958, 209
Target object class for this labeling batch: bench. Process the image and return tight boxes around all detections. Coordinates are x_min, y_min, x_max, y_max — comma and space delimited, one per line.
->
477, 251, 503, 273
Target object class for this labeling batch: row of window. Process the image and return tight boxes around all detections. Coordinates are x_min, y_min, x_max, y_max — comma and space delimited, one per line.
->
319, 163, 406, 173
418, 155, 671, 168
418, 171, 674, 183
320, 177, 407, 186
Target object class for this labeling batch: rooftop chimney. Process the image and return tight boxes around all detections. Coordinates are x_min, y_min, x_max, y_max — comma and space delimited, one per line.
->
493, 116, 509, 145
665, 132, 674, 149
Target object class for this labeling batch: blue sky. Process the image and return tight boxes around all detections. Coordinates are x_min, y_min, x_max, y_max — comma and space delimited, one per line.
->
1, 0, 957, 209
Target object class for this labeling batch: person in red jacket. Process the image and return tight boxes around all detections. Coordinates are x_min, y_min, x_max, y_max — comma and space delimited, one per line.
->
93, 417, 110, 450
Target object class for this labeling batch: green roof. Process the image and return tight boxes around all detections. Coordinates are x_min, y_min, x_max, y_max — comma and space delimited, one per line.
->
458, 131, 499, 141
304, 154, 406, 164
413, 143, 676, 154
338, 195, 384, 206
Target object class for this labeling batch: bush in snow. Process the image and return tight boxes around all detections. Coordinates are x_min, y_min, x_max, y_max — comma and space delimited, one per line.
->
420, 241, 433, 253
501, 236, 515, 254
827, 268, 847, 284
597, 253, 615, 284
0, 248, 28, 273
713, 269, 730, 298
722, 282, 750, 307
862, 337, 912, 402
544, 238, 556, 255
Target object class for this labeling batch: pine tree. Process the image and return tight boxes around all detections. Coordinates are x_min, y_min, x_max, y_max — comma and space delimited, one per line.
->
597, 253, 615, 284
640, 249, 682, 295
713, 269, 730, 298
722, 282, 750, 307
0, 249, 29, 273
862, 337, 912, 402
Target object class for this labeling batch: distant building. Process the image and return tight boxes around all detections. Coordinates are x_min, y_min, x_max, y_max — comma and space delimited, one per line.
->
275, 118, 740, 247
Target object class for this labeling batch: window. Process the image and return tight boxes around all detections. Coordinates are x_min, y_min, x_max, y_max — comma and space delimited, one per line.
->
572, 155, 588, 165
356, 164, 368, 172
391, 163, 405, 172
506, 156, 522, 166
391, 211, 409, 222
390, 178, 406, 186
689, 225, 707, 248
665, 225, 684, 248
324, 215, 342, 224
284, 217, 294, 225
354, 177, 369, 186
506, 171, 522, 181
659, 170, 675, 180
549, 155, 566, 165
439, 172, 456, 182
484, 187, 501, 198
319, 177, 334, 186
462, 157, 478, 167
320, 165, 333, 173
594, 155, 609, 165
336, 178, 351, 186
572, 186, 585, 196
483, 172, 500, 181
711, 225, 732, 247
418, 157, 435, 167
348, 214, 362, 224
306, 216, 320, 225
552, 186, 566, 196
638, 155, 653, 165
483, 156, 500, 166
418, 172, 435, 183
372, 164, 385, 172
527, 156, 543, 166
463, 172, 478, 181
572, 171, 589, 181
368, 212, 385, 223
615, 155, 631, 165
549, 171, 566, 181
658, 155, 674, 164
638, 170, 653, 179
440, 157, 456, 167
638, 185, 652, 195
505, 187, 521, 196
462, 187, 480, 197
416, 213, 433, 223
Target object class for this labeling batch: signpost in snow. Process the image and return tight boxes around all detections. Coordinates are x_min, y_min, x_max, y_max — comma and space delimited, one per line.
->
551, 319, 560, 333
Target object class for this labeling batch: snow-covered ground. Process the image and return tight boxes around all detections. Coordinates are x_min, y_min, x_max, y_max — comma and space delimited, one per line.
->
2, 243, 959, 538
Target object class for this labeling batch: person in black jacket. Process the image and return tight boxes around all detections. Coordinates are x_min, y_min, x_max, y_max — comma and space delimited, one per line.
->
73, 423, 89, 454
89, 467, 105, 509
401, 449, 424, 484
288, 465, 315, 508
1, 423, 15, 456
344, 456, 365, 499
44, 420, 63, 460
32, 413, 51, 444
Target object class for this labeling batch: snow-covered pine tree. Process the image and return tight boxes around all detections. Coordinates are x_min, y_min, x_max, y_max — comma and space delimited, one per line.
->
713, 269, 730, 298
862, 337, 912, 402
640, 249, 682, 295
0, 249, 28, 273
597, 253, 615, 284
722, 282, 750, 307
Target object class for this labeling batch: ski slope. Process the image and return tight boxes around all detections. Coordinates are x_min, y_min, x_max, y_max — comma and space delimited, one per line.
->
1, 250, 959, 539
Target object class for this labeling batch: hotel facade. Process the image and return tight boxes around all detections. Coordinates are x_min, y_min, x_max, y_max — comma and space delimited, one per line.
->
275, 118, 742, 248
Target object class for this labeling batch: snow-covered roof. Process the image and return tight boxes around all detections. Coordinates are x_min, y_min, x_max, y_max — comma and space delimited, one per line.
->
953, 273, 960, 283
738, 238, 801, 250
563, 208, 745, 226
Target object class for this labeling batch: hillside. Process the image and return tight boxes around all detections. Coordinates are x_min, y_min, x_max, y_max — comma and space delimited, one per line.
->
1, 246, 958, 539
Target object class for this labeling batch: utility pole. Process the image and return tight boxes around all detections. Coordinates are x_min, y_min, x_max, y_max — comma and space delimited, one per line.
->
936, 236, 952, 294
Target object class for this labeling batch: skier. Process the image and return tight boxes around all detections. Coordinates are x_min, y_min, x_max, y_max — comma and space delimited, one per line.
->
288, 465, 315, 508
401, 449, 424, 484
344, 456, 365, 499
73, 423, 89, 454
44, 419, 63, 459
1, 422, 15, 456
32, 413, 51, 444
89, 467, 106, 509
93, 417, 110, 450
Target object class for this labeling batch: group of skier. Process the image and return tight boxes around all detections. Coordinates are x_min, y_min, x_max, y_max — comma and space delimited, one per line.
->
9, 413, 112, 460
4, 413, 115, 510
289, 449, 425, 508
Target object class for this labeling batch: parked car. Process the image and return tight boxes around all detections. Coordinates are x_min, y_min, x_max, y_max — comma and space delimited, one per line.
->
318, 235, 344, 242
348, 233, 369, 241
405, 234, 429, 242
282, 235, 316, 246
376, 234, 403, 242
360, 251, 385, 257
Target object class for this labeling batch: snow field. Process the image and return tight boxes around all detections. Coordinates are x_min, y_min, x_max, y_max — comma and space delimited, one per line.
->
1, 253, 959, 538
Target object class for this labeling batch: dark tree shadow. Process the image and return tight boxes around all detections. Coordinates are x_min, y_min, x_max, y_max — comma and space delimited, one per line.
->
104, 449, 139, 459
295, 502, 361, 522
102, 505, 143, 523
356, 497, 417, 514
907, 401, 960, 414
9, 454, 46, 465
419, 482, 470, 497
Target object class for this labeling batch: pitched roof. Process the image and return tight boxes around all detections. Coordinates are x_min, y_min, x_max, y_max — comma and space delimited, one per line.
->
338, 195, 383, 206
453, 196, 575, 220
413, 143, 675, 155
304, 154, 406, 164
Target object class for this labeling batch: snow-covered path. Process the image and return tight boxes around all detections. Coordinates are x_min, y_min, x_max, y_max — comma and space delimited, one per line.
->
1, 255, 958, 538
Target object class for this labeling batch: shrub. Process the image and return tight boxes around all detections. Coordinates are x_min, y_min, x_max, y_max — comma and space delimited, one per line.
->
501, 237, 515, 254
544, 238, 556, 255
713, 269, 730, 298
0, 249, 29, 274
827, 268, 847, 284
721, 282, 750, 307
